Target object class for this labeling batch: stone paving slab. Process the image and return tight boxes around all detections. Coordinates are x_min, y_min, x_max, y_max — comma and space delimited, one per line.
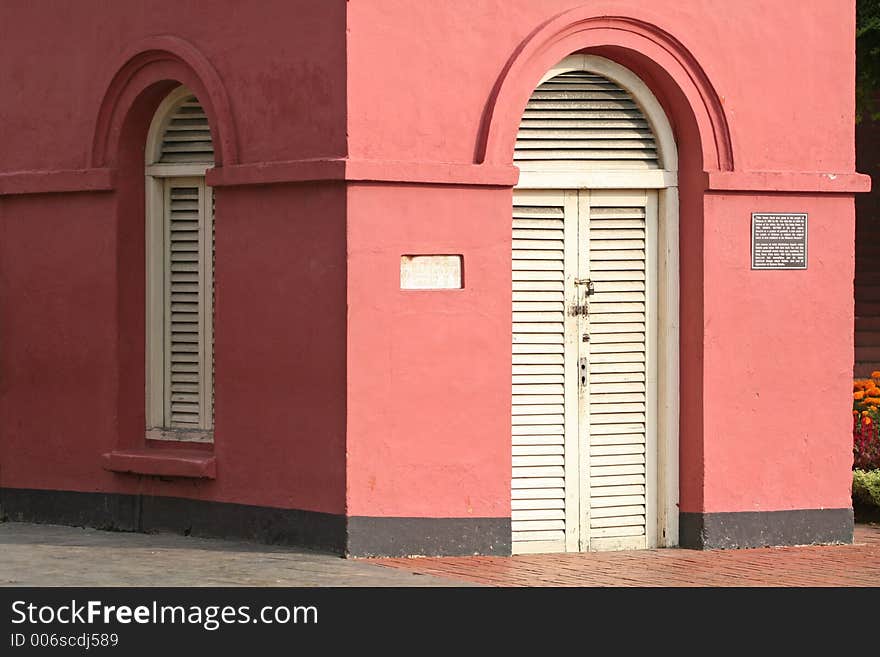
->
372, 523, 880, 587
0, 523, 476, 587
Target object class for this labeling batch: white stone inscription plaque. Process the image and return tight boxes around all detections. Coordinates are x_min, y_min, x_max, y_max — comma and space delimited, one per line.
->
400, 255, 463, 289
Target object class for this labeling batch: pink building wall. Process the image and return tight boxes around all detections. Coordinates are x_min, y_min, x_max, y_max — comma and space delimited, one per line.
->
344, 0, 866, 548
0, 0, 868, 555
701, 193, 855, 512
346, 0, 855, 172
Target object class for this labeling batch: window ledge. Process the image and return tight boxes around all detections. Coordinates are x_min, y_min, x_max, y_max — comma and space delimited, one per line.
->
102, 449, 216, 479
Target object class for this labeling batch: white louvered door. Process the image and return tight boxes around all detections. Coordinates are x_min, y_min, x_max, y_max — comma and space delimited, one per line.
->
581, 189, 657, 552
511, 191, 580, 554
163, 178, 214, 432
511, 188, 657, 554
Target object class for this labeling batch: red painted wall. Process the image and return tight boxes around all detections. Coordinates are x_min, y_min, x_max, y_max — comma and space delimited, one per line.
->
0, 0, 348, 515
210, 184, 347, 512
0, 185, 348, 513
0, 0, 347, 171
0, 194, 119, 489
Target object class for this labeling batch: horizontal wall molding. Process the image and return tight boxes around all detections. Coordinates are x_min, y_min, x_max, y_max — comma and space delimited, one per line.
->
0, 168, 115, 196
4, 165, 867, 195
346, 159, 519, 187
206, 158, 520, 188
679, 508, 853, 549
0, 160, 517, 195
206, 158, 346, 187
705, 170, 872, 193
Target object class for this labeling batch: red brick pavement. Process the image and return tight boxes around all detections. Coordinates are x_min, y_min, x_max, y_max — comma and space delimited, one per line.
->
371, 523, 880, 587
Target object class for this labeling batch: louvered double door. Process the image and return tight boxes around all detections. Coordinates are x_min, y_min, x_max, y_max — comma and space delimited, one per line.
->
512, 188, 658, 554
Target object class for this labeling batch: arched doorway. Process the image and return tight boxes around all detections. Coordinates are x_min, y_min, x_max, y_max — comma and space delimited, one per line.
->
511, 55, 679, 554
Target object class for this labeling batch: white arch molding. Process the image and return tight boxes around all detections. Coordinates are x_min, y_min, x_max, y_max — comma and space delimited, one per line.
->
514, 55, 680, 549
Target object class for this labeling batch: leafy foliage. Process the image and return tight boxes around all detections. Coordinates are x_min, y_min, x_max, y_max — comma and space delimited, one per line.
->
853, 469, 880, 508
857, 0, 880, 122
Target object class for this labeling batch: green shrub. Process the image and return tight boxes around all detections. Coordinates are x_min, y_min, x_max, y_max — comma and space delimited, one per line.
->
853, 469, 880, 508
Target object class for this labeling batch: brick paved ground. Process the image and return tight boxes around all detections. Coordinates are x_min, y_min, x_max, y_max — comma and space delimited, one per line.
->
3, 521, 878, 587
372, 522, 880, 587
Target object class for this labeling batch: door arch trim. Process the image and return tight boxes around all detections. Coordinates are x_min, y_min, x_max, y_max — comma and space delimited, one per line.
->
479, 10, 732, 171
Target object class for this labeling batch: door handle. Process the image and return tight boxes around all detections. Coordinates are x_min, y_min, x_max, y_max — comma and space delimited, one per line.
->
575, 278, 595, 296
570, 278, 593, 316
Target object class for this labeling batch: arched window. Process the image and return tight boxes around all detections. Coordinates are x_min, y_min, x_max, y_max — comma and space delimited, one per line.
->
514, 70, 662, 170
144, 86, 214, 442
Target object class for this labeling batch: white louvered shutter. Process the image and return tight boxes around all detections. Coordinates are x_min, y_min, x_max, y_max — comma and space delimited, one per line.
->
511, 191, 579, 554
146, 88, 216, 441
163, 180, 214, 432
159, 96, 215, 163
515, 71, 659, 170
584, 190, 656, 551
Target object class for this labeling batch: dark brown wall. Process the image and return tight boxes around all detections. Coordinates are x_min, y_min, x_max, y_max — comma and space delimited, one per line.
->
855, 114, 880, 377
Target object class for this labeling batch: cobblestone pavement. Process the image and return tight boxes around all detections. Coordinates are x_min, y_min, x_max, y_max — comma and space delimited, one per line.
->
0, 523, 474, 587
372, 523, 880, 587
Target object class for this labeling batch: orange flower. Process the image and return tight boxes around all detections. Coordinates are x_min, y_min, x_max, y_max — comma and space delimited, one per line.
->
872, 370, 880, 379
866, 398, 880, 406
866, 416, 873, 425
855, 391, 866, 401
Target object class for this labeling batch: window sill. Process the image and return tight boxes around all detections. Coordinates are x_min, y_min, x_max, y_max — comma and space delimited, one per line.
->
102, 449, 216, 479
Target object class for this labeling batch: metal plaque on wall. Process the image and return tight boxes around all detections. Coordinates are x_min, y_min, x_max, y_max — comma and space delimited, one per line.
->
751, 213, 808, 270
